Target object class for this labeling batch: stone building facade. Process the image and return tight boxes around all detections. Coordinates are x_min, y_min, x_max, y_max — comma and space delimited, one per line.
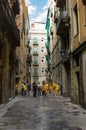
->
70, 0, 86, 105
15, 0, 30, 92
47, 0, 86, 107
0, 0, 20, 103
0, 0, 30, 102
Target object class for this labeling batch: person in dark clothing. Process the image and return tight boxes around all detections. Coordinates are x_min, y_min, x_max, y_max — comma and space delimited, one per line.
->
37, 82, 41, 96
27, 81, 31, 96
32, 81, 37, 97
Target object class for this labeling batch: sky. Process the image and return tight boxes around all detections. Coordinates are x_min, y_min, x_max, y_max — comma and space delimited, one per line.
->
26, 0, 50, 23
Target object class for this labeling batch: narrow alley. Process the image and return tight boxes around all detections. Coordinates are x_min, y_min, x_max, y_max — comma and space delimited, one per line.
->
0, 95, 86, 130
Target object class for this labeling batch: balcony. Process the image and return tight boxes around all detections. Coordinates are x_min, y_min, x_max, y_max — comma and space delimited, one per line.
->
33, 52, 38, 56
54, 7, 58, 23
33, 74, 39, 77
50, 26, 53, 35
56, 0, 65, 8
60, 49, 70, 62
33, 61, 39, 66
0, 0, 20, 46
33, 42, 38, 46
26, 54, 32, 65
10, 0, 20, 17
57, 11, 70, 36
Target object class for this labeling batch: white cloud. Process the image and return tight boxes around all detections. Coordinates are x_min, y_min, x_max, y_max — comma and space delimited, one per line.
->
27, 0, 31, 5
27, 0, 36, 15
34, 10, 47, 22
28, 5, 36, 15
42, 0, 50, 10
28, 0, 51, 23
31, 0, 50, 23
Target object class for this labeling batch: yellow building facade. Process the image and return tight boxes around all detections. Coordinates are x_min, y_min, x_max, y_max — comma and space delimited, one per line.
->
70, 0, 86, 105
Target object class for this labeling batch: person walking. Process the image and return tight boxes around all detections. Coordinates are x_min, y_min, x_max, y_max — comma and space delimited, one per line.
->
21, 82, 24, 96
37, 82, 41, 96
32, 81, 37, 97
27, 81, 31, 96
23, 83, 27, 95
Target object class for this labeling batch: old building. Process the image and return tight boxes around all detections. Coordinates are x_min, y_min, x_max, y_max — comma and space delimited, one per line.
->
47, 0, 70, 97
70, 0, 86, 105
0, 0, 20, 103
15, 0, 30, 92
30, 22, 47, 86
48, 0, 86, 107
55, 0, 70, 97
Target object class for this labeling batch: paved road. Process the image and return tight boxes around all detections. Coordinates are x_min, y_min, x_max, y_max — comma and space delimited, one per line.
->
0, 95, 86, 130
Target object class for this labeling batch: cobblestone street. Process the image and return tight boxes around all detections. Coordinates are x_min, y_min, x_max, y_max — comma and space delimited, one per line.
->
0, 95, 86, 130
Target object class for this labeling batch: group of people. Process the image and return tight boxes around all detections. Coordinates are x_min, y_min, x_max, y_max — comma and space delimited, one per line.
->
41, 82, 61, 96
15, 81, 61, 97
21, 81, 43, 97
21, 81, 31, 96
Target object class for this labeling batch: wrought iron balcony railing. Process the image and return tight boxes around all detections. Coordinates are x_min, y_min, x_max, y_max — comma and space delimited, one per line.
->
50, 26, 53, 35
0, 0, 20, 46
33, 61, 39, 66
57, 11, 70, 36
60, 49, 70, 61
56, 0, 66, 8
33, 52, 38, 56
54, 7, 58, 23
33, 74, 39, 77
26, 54, 32, 65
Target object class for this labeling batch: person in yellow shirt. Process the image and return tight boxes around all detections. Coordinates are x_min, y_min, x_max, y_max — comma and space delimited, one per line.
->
23, 83, 27, 95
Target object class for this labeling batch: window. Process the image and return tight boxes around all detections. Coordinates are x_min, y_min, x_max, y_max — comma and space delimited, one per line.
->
34, 68, 38, 75
34, 57, 38, 64
33, 48, 38, 54
33, 37, 38, 45
73, 4, 78, 37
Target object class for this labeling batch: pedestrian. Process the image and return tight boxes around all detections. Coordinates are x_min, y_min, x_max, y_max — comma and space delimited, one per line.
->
21, 82, 24, 96
27, 81, 31, 96
37, 82, 41, 96
32, 81, 37, 97
23, 83, 27, 95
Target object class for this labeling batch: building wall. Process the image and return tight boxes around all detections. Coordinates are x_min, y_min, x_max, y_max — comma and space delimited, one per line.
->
16, 0, 29, 92
82, 50, 86, 102
30, 22, 47, 87
70, 0, 86, 104
0, 0, 20, 103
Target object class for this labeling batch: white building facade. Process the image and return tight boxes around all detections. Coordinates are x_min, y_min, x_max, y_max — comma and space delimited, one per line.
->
30, 22, 47, 86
